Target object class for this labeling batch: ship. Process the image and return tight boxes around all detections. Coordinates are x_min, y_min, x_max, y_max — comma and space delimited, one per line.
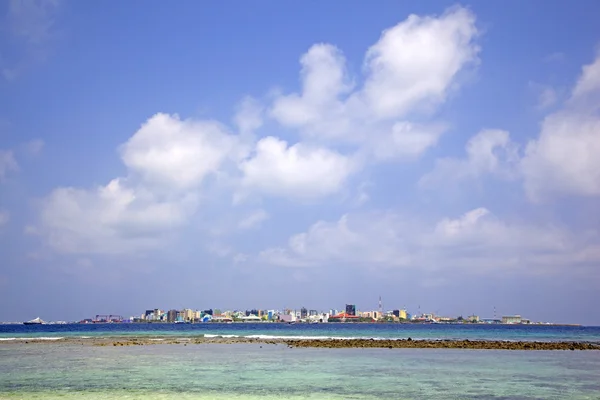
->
23, 317, 45, 325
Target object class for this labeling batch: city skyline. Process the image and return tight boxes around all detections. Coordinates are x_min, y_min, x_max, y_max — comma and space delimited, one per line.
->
12, 299, 551, 325
1, 1, 600, 326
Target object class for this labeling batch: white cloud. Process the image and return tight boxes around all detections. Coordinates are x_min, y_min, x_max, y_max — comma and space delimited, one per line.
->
371, 122, 447, 161
270, 43, 352, 135
522, 54, 600, 201
522, 112, 600, 200
420, 129, 519, 188
435, 207, 489, 237
238, 209, 269, 230
0, 210, 9, 226
35, 113, 241, 254
269, 6, 479, 161
361, 6, 479, 119
24, 139, 44, 155
120, 113, 240, 191
37, 179, 197, 254
234, 96, 264, 135
571, 53, 600, 101
260, 208, 599, 274
0, 149, 18, 180
260, 212, 410, 268
239, 136, 357, 200
529, 82, 558, 110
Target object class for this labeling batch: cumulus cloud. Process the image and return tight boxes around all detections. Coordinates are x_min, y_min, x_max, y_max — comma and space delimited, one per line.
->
522, 53, 600, 201
234, 96, 264, 135
570, 54, 600, 101
0, 149, 19, 180
37, 179, 198, 254
362, 6, 479, 119
238, 136, 357, 200
35, 113, 239, 254
120, 113, 240, 191
420, 129, 519, 188
529, 82, 558, 110
260, 208, 599, 274
270, 6, 479, 160
238, 209, 269, 230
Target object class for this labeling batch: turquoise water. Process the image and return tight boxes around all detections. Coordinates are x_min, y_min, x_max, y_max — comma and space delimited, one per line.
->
2, 323, 600, 342
1, 343, 600, 399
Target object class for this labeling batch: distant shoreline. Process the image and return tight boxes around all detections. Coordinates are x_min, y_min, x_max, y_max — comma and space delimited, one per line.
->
0, 321, 585, 326
1, 336, 599, 350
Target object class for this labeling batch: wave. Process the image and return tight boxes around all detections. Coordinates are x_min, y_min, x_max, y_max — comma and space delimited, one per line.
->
203, 334, 399, 341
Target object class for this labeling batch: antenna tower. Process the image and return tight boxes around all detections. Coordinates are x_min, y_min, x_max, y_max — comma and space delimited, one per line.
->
378, 295, 383, 315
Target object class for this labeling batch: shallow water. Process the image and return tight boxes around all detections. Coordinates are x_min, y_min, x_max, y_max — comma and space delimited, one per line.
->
1, 343, 599, 399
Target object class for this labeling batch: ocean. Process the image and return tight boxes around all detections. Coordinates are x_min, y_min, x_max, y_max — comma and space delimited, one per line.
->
1, 324, 600, 399
2, 322, 600, 342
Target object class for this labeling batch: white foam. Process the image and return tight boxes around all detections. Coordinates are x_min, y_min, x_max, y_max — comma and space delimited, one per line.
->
204, 334, 393, 341
204, 334, 240, 338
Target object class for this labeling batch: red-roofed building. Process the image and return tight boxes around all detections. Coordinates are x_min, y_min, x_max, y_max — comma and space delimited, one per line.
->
328, 312, 360, 322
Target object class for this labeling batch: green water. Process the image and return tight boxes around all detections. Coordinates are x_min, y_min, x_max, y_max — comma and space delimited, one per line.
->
1, 343, 599, 399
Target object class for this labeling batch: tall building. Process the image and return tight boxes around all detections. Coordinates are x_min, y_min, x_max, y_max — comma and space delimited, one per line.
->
167, 309, 178, 323
300, 307, 308, 318
182, 309, 195, 321
144, 308, 162, 321
345, 304, 356, 316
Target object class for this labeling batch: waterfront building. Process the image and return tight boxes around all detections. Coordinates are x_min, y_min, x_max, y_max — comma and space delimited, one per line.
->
329, 312, 360, 322
167, 310, 178, 323
502, 315, 522, 324
279, 314, 295, 323
181, 309, 195, 322
468, 315, 480, 323
392, 309, 407, 319
345, 304, 356, 316
144, 308, 163, 321
300, 307, 308, 319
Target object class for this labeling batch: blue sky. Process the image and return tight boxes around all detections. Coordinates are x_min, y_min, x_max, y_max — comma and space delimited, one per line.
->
1, 0, 599, 324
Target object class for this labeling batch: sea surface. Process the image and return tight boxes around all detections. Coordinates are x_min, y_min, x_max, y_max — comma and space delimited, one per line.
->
2, 322, 600, 342
2, 324, 600, 399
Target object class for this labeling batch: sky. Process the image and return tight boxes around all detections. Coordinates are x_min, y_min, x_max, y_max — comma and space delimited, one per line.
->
1, 1, 599, 324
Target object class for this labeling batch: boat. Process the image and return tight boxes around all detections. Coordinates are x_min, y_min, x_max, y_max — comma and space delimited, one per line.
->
23, 317, 45, 325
